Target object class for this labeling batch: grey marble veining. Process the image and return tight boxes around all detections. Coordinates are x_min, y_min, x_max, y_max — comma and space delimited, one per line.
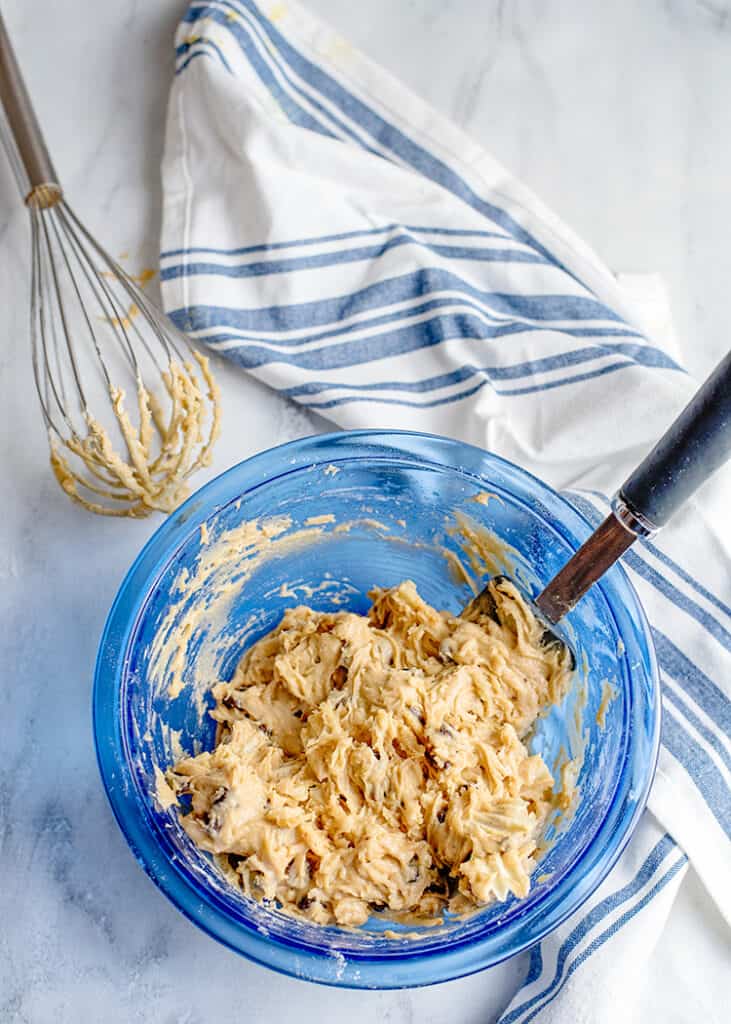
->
1, 2, 729, 1022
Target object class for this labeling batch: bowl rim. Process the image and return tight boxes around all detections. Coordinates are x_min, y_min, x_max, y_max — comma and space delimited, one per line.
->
93, 429, 661, 989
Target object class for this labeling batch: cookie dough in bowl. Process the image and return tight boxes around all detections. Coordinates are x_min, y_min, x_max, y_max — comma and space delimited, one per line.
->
93, 431, 660, 988
165, 579, 574, 927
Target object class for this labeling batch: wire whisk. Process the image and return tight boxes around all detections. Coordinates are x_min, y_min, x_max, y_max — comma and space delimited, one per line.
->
0, 13, 220, 517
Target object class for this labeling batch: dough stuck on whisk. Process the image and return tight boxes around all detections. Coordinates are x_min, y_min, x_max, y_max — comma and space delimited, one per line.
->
50, 351, 220, 517
24, 191, 221, 518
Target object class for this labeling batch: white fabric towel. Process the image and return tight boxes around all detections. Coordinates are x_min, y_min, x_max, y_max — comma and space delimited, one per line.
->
160, 0, 731, 1015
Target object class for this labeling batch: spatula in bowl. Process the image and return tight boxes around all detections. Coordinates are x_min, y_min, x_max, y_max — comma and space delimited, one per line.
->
465, 349, 731, 656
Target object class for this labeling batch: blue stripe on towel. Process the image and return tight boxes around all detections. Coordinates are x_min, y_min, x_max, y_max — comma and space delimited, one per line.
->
662, 682, 731, 775
660, 708, 731, 838
180, 0, 671, 332
189, 3, 335, 138
169, 267, 636, 331
652, 630, 731, 739
638, 538, 731, 622
168, 268, 630, 327
160, 223, 513, 260
518, 856, 686, 1023
499, 835, 683, 1023
160, 235, 548, 283
623, 551, 731, 654
184, 1, 584, 282
175, 37, 232, 73
183, 2, 382, 154
183, 324, 673, 387
171, 308, 643, 374
205, 308, 641, 355
300, 361, 635, 408
280, 346, 664, 397
176, 49, 224, 75
171, 0, 686, 417
523, 944, 544, 988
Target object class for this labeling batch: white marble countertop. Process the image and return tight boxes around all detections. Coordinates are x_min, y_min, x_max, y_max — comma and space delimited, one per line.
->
2, 2, 729, 1021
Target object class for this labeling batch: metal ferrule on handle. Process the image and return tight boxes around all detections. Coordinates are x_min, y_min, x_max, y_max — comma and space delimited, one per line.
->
610, 494, 658, 537
0, 10, 60, 208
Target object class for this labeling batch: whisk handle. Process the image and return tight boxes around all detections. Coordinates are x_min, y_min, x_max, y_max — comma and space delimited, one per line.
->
0, 10, 59, 204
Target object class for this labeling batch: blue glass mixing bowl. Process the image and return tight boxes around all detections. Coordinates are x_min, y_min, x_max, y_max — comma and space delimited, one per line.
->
93, 431, 660, 988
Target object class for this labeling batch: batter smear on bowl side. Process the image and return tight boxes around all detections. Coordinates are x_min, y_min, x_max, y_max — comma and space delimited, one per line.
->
165, 577, 574, 926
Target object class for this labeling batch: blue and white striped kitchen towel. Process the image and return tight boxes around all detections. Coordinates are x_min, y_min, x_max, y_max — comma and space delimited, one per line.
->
160, 0, 730, 1014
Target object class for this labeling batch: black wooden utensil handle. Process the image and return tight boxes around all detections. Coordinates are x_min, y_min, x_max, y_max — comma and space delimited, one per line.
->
536, 349, 731, 623
617, 348, 731, 531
